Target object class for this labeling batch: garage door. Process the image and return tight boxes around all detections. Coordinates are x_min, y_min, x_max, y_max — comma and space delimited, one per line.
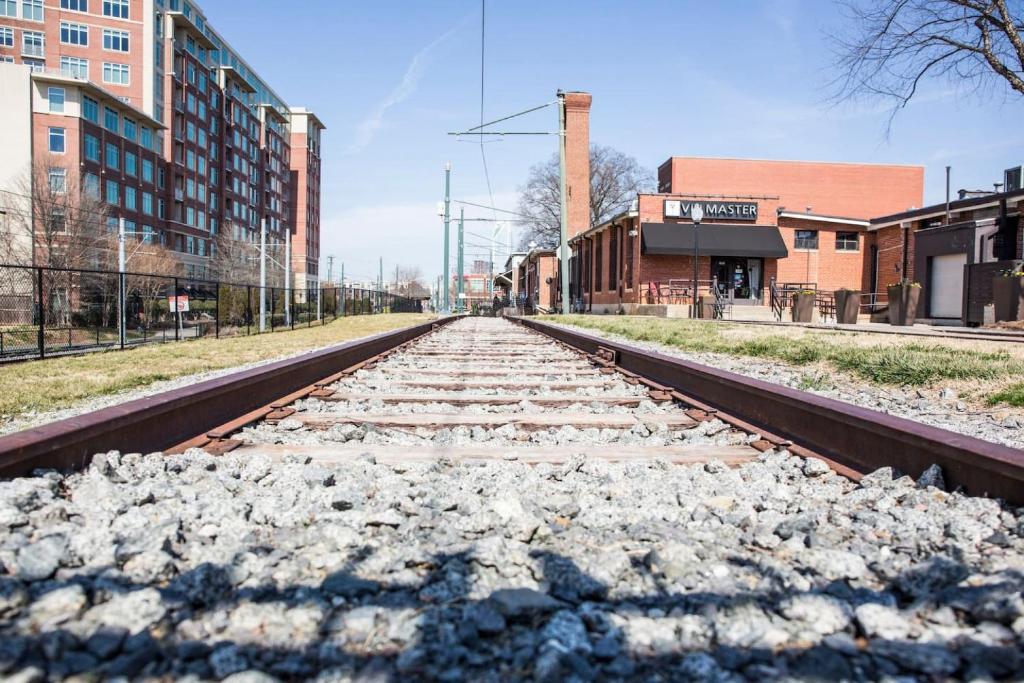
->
930, 253, 967, 318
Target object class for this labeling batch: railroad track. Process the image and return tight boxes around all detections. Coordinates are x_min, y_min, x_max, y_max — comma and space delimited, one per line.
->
188, 317, 768, 469
1, 316, 1024, 681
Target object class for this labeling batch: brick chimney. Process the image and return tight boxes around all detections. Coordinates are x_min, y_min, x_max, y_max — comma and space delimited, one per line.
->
563, 91, 591, 239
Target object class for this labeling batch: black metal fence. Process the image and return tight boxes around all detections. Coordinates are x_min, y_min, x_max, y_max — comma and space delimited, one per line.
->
0, 264, 423, 362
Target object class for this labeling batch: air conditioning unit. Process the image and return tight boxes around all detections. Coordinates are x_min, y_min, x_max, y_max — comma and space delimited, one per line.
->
1005, 166, 1023, 193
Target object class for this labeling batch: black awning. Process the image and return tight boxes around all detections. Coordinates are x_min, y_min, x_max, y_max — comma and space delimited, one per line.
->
641, 223, 789, 258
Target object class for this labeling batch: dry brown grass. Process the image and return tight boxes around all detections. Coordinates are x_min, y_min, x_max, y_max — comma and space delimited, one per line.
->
0, 313, 435, 419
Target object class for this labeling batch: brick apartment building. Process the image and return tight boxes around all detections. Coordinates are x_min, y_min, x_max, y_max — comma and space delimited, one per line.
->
0, 0, 324, 287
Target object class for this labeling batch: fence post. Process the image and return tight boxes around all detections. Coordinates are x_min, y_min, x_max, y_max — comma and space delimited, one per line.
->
174, 277, 180, 342
290, 288, 295, 330
215, 282, 220, 339
270, 288, 276, 331
119, 271, 126, 350
37, 267, 45, 360
247, 285, 252, 336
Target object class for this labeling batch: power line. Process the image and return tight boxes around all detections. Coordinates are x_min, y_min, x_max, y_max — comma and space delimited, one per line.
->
452, 199, 529, 218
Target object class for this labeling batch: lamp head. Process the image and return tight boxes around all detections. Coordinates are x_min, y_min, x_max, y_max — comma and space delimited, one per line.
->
691, 203, 704, 224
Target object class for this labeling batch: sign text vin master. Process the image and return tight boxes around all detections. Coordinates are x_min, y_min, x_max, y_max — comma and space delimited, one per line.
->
664, 200, 758, 221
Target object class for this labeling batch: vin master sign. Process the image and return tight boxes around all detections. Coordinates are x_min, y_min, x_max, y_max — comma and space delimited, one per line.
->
664, 200, 758, 221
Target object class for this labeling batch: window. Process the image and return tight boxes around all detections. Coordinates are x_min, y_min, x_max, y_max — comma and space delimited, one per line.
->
835, 231, 859, 251
48, 168, 66, 193
102, 0, 127, 18
22, 0, 42, 21
22, 30, 43, 56
105, 179, 119, 205
794, 230, 819, 250
122, 117, 136, 141
48, 209, 66, 234
142, 192, 153, 216
60, 21, 87, 45
81, 95, 98, 122
23, 58, 43, 72
83, 133, 100, 161
102, 28, 128, 52
125, 151, 136, 177
103, 62, 129, 85
60, 0, 87, 10
104, 106, 118, 132
141, 158, 153, 183
105, 142, 119, 170
83, 172, 99, 198
47, 87, 65, 113
124, 186, 136, 211
0, 1, 14, 17
139, 126, 152, 150
48, 127, 65, 153
0, 27, 12, 47
60, 56, 89, 79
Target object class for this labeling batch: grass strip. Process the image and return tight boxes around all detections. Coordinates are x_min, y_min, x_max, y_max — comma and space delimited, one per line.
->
1, 313, 434, 419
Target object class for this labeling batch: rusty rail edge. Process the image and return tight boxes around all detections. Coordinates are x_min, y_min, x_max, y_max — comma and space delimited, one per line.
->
0, 317, 457, 479
514, 317, 1024, 504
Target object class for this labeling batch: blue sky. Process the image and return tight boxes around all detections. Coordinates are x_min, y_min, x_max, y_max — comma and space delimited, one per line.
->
202, 0, 1024, 286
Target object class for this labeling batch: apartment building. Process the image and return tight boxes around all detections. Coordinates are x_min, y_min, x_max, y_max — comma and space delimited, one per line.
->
0, 0, 324, 285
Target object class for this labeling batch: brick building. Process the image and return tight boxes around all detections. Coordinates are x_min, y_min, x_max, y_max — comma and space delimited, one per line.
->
559, 93, 924, 316
0, 0, 324, 285
868, 187, 1023, 324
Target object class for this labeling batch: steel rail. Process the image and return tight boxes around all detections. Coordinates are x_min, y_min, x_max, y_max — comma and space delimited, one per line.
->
514, 317, 1024, 505
0, 317, 457, 478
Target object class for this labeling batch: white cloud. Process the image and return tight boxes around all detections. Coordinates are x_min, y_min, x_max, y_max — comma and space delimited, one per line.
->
344, 24, 461, 156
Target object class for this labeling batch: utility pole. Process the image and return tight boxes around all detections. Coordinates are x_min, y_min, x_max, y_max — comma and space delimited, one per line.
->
557, 90, 570, 315
379, 256, 383, 311
340, 262, 345, 317
118, 216, 126, 347
284, 228, 291, 326
259, 218, 267, 332
443, 162, 451, 313
457, 207, 465, 313
327, 255, 334, 286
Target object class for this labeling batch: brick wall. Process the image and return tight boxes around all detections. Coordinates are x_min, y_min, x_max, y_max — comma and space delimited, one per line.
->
775, 217, 867, 292
668, 157, 924, 220
873, 224, 916, 290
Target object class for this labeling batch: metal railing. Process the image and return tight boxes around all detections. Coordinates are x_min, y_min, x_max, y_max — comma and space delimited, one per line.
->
0, 263, 422, 362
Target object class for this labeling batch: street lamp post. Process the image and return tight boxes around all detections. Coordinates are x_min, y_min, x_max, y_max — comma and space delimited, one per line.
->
691, 203, 704, 319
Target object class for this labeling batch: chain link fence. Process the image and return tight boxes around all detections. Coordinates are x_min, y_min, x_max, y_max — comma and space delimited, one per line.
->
0, 264, 423, 362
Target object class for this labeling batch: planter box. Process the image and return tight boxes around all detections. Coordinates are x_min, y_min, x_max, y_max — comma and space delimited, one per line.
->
887, 284, 920, 326
834, 289, 861, 325
993, 276, 1024, 322
791, 292, 815, 323
698, 294, 716, 319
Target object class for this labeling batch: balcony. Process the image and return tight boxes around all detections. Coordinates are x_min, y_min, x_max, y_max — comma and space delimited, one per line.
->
22, 43, 44, 58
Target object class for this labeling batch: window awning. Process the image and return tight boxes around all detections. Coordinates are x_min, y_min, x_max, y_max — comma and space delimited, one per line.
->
641, 223, 789, 258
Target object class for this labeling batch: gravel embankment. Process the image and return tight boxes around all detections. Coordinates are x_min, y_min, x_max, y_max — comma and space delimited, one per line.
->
543, 321, 1024, 450
0, 451, 1021, 681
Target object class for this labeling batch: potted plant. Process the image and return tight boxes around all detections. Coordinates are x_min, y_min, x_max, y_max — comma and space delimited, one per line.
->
791, 290, 816, 323
887, 280, 921, 326
993, 267, 1024, 322
834, 289, 861, 325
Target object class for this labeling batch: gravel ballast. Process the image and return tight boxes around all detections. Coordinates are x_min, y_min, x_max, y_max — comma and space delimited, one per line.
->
0, 451, 1021, 681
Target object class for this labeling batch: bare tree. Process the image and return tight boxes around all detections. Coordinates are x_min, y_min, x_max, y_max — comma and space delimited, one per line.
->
209, 226, 286, 287
394, 265, 426, 296
3, 160, 112, 270
516, 144, 653, 249
832, 0, 1024, 117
